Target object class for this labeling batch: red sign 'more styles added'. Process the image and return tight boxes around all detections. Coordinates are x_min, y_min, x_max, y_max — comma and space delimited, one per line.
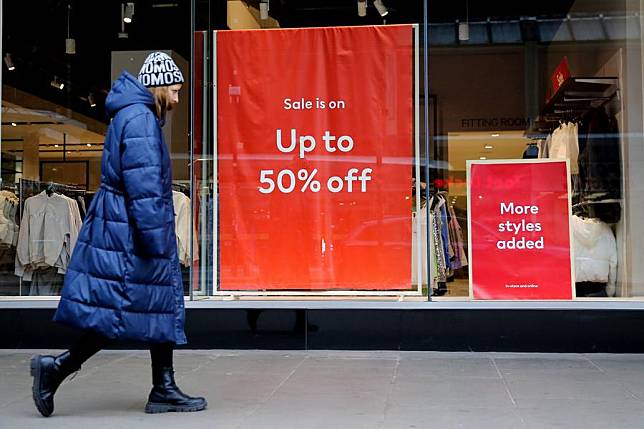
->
217, 25, 414, 291
467, 160, 574, 300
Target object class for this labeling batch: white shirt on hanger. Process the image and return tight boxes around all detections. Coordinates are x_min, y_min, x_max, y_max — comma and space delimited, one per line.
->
549, 122, 579, 174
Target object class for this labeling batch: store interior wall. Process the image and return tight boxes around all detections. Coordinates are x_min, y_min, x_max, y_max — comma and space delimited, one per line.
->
623, 0, 644, 296
227, 0, 280, 29
429, 47, 526, 134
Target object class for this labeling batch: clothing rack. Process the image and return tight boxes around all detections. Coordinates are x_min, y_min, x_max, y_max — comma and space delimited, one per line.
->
18, 179, 87, 222
172, 182, 190, 197
572, 198, 622, 209
530, 77, 623, 223
529, 77, 620, 135
19, 179, 86, 194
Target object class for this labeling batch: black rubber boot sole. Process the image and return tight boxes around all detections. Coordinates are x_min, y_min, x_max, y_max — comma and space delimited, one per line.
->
144, 400, 207, 414
30, 355, 52, 417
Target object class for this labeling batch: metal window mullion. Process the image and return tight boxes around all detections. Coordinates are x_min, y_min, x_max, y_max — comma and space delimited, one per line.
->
423, 0, 432, 301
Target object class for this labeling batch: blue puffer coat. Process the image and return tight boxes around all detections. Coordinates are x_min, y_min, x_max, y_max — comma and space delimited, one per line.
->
54, 71, 187, 345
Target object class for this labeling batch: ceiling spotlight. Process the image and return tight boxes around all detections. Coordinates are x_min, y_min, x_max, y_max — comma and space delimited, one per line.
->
87, 143, 92, 147
88, 93, 97, 107
65, 4, 75, 54
479, 156, 487, 160
357, 0, 367, 17
55, 144, 60, 148
123, 2, 135, 23
459, 0, 470, 41
259, 0, 269, 20
51, 77, 64, 90
484, 144, 493, 149
491, 133, 500, 137
4, 53, 15, 71
373, 0, 389, 17
458, 22, 470, 41
11, 122, 17, 127
66, 38, 76, 55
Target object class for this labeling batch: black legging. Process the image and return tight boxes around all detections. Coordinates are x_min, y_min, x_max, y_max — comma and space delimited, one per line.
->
68, 330, 174, 369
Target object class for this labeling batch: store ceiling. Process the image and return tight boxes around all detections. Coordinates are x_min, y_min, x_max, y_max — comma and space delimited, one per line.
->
447, 131, 530, 171
2, 100, 105, 160
0, 0, 631, 129
2, 0, 192, 124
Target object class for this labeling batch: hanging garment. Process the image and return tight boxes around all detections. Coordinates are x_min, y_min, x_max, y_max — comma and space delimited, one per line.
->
541, 134, 552, 158
522, 144, 539, 159
575, 281, 608, 298
28, 267, 65, 296
1, 191, 19, 247
447, 204, 468, 270
0, 195, 13, 245
428, 206, 439, 287
437, 197, 452, 274
536, 139, 546, 158
577, 108, 622, 223
15, 191, 82, 280
429, 197, 447, 284
446, 205, 458, 267
76, 195, 87, 220
10, 200, 19, 247
578, 108, 621, 201
549, 122, 579, 174
172, 191, 199, 267
571, 215, 617, 296
411, 204, 428, 285
3, 196, 17, 247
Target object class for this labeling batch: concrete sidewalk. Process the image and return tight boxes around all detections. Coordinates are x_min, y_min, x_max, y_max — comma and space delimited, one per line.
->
2, 350, 644, 428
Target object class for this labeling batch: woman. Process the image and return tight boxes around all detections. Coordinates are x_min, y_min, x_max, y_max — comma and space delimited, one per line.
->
29, 52, 206, 417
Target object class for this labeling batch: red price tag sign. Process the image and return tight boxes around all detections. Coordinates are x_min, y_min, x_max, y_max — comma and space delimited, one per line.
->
467, 160, 574, 300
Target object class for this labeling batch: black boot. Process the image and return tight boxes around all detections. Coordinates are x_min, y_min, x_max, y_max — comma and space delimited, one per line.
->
145, 367, 207, 414
30, 352, 80, 417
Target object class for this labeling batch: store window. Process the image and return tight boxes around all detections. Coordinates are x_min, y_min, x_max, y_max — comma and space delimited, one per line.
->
427, 1, 641, 300
1, 1, 192, 296
193, 0, 644, 301
3, 1, 644, 303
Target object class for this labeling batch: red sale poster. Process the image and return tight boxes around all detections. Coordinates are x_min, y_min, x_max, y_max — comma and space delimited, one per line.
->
467, 160, 574, 300
217, 25, 414, 291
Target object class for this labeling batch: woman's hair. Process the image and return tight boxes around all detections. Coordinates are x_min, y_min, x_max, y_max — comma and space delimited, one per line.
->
148, 86, 172, 120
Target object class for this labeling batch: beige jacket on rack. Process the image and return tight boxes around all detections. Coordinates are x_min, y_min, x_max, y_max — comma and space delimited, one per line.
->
172, 191, 199, 267
15, 192, 82, 280
0, 191, 18, 247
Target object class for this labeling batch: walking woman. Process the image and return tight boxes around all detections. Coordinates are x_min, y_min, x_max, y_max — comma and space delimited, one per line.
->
30, 52, 206, 417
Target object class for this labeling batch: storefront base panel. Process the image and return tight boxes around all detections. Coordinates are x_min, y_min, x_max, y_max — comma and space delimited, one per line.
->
2, 308, 644, 352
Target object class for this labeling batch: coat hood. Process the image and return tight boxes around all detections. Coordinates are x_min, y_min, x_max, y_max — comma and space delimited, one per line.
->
572, 215, 608, 247
105, 71, 155, 117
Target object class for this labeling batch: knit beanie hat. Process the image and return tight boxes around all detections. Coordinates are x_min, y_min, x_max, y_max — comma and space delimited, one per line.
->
138, 52, 184, 88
